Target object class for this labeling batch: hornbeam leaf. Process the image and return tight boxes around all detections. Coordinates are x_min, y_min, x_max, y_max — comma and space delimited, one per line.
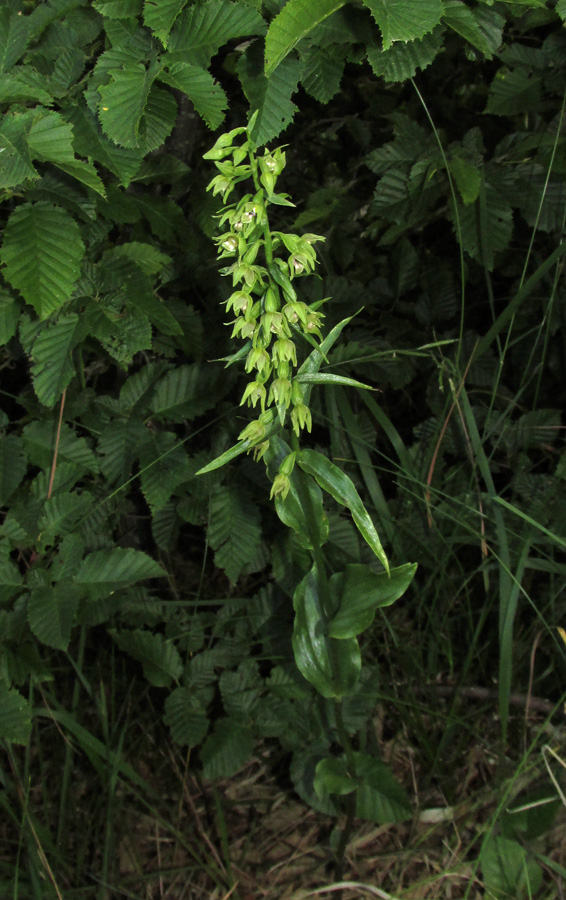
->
265, 0, 346, 75
27, 111, 75, 163
367, 27, 444, 82
67, 102, 143, 187
28, 583, 78, 651
93, 0, 142, 16
98, 62, 159, 148
0, 125, 38, 190
159, 62, 227, 130
0, 684, 31, 745
55, 159, 107, 198
0, 202, 85, 319
167, 0, 266, 68
362, 0, 443, 49
237, 45, 301, 146
143, 0, 188, 46
0, 8, 30, 74
30, 313, 79, 407
75, 547, 165, 601
443, 2, 504, 58
110, 629, 182, 687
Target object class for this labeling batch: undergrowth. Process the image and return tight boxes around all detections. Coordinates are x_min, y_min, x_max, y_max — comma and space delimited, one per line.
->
0, 0, 565, 897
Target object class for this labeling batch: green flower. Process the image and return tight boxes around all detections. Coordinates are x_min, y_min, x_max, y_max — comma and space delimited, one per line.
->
268, 376, 292, 407
245, 347, 271, 377
270, 473, 291, 501
290, 402, 312, 436
241, 380, 267, 411
272, 337, 297, 367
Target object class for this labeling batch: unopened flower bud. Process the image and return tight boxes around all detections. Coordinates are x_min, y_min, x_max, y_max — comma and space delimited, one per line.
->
222, 236, 238, 252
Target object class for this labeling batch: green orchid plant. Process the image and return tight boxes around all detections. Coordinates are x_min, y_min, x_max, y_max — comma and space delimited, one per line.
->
198, 113, 418, 850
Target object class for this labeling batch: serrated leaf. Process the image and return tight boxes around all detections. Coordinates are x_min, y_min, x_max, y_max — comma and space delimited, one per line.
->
265, 0, 346, 75
132, 194, 187, 241
112, 242, 172, 276
28, 583, 78, 651
0, 292, 19, 346
150, 364, 214, 421
443, 1, 504, 58
110, 629, 182, 687
208, 486, 261, 584
0, 71, 54, 105
0, 436, 27, 507
0, 684, 31, 745
55, 159, 106, 198
0, 119, 39, 190
27, 111, 75, 163
449, 155, 481, 205
139, 432, 190, 510
74, 547, 165, 601
164, 685, 209, 746
201, 717, 255, 778
452, 185, 513, 270
363, 0, 443, 49
298, 449, 389, 570
151, 501, 178, 551
30, 313, 79, 407
0, 561, 24, 605
237, 45, 301, 146
137, 84, 177, 153
0, 202, 85, 319
292, 563, 361, 698
143, 0, 188, 46
38, 491, 93, 545
23, 420, 98, 472
485, 67, 542, 116
219, 660, 262, 719
159, 62, 227, 130
0, 8, 30, 74
367, 27, 443, 82
98, 62, 159, 148
67, 101, 143, 187
98, 418, 146, 483
300, 48, 345, 104
167, 0, 266, 68
93, 0, 142, 17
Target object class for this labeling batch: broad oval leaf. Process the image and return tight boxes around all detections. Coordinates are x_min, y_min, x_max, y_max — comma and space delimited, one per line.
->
265, 0, 347, 75
201, 717, 255, 778
74, 548, 165, 601
292, 564, 361, 699
354, 753, 412, 823
297, 449, 389, 572
0, 202, 85, 319
110, 629, 183, 688
363, 0, 443, 50
328, 563, 417, 639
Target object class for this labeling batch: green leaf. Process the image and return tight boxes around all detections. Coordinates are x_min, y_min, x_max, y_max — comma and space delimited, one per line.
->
292, 564, 361, 699
167, 0, 266, 68
28, 583, 78, 651
0, 71, 53, 106
150, 364, 214, 421
0, 561, 24, 605
98, 61, 159, 148
0, 202, 85, 319
297, 449, 389, 571
443, 1, 504, 58
452, 183, 513, 271
449, 155, 481, 205
485, 67, 542, 116
110, 629, 182, 687
300, 48, 345, 104
112, 242, 172, 276
363, 0, 443, 49
67, 101, 144, 187
164, 685, 209, 746
38, 492, 93, 546
265, 0, 346, 75
265, 436, 329, 549
93, 0, 142, 17
201, 717, 255, 778
74, 548, 165, 601
23, 420, 98, 472
137, 84, 177, 154
354, 753, 412, 823
30, 313, 79, 407
0, 684, 31, 745
0, 8, 30, 74
367, 26, 443, 82
0, 118, 39, 190
143, 0, 188, 46
237, 42, 302, 145
479, 834, 543, 899
328, 563, 417, 639
139, 432, 190, 510
27, 111, 75, 163
0, 436, 27, 507
98, 418, 146, 483
208, 487, 262, 584
297, 372, 374, 390
55, 159, 107, 198
158, 62, 227, 130
314, 756, 356, 799
219, 659, 262, 720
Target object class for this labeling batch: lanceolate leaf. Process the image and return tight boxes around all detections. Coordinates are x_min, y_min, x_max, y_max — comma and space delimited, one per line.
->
298, 449, 389, 571
0, 202, 85, 319
265, 0, 346, 75
30, 313, 79, 407
363, 0, 443, 49
159, 62, 227, 130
